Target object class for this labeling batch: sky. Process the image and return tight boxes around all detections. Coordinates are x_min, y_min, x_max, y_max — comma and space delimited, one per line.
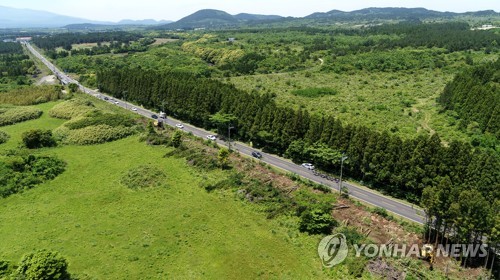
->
2, 0, 499, 22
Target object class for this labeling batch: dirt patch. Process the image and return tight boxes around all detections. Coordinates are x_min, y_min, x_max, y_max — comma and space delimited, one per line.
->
152, 38, 179, 46
230, 153, 298, 193
36, 75, 57, 85
332, 198, 421, 246
367, 257, 406, 280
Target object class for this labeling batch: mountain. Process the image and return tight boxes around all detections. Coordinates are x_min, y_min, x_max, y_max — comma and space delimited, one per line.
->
233, 13, 282, 21
0, 6, 172, 28
164, 9, 238, 29
305, 7, 499, 20
161, 9, 283, 29
0, 5, 112, 28
117, 19, 173, 25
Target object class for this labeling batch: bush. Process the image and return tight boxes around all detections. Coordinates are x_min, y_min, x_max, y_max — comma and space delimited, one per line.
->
299, 207, 337, 235
0, 154, 66, 198
48, 99, 95, 119
121, 165, 167, 189
64, 111, 135, 130
291, 87, 338, 98
64, 124, 135, 145
14, 250, 70, 280
0, 85, 61, 105
21, 129, 56, 149
372, 206, 393, 220
0, 260, 11, 277
0, 106, 42, 126
0, 130, 9, 144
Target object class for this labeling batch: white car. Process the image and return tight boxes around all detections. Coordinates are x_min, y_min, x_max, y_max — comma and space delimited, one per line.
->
206, 135, 216, 141
131, 107, 137, 111
301, 163, 315, 170
114, 101, 119, 105
175, 123, 184, 129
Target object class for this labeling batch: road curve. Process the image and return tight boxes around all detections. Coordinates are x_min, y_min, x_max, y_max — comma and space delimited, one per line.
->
24, 42, 426, 224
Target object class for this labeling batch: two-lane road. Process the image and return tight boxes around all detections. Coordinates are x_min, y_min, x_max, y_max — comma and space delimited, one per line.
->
24, 42, 426, 224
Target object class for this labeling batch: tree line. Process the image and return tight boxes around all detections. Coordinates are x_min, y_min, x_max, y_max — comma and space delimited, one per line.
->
438, 59, 499, 139
0, 42, 35, 85
32, 31, 143, 51
97, 67, 498, 197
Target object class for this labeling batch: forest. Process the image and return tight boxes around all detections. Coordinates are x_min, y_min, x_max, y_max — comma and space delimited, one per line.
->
439, 59, 500, 138
0, 42, 36, 89
32, 31, 144, 51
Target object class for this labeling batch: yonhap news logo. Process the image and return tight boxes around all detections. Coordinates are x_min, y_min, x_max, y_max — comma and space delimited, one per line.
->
317, 233, 349, 267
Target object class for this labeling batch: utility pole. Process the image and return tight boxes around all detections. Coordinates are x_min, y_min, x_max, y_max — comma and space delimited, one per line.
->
339, 153, 348, 193
228, 124, 234, 150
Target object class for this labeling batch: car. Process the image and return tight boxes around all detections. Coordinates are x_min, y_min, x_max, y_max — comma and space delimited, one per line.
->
151, 114, 158, 119
301, 163, 315, 170
175, 124, 184, 129
206, 135, 216, 141
103, 97, 109, 100
251, 151, 263, 159
131, 107, 137, 111
114, 101, 119, 104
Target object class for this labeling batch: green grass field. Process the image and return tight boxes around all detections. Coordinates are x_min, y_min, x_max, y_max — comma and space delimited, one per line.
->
228, 51, 498, 144
0, 100, 342, 279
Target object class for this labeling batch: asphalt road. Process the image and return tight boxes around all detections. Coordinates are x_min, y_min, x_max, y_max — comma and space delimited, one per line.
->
24, 42, 426, 225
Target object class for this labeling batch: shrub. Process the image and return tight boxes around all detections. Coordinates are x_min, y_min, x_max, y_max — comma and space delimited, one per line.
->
0, 131, 9, 144
0, 154, 66, 198
372, 206, 392, 219
64, 124, 135, 145
14, 250, 70, 280
291, 87, 338, 98
121, 165, 167, 189
21, 129, 56, 149
299, 207, 337, 235
64, 111, 135, 130
0, 107, 42, 126
48, 99, 95, 119
0, 85, 61, 105
171, 130, 182, 148
0, 260, 11, 277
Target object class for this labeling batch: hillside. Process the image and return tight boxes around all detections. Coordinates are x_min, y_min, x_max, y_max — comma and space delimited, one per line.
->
161, 9, 283, 29
305, 7, 499, 20
0, 5, 110, 28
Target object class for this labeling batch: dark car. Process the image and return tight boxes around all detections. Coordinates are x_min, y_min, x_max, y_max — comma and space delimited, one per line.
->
251, 151, 262, 159
151, 114, 158, 119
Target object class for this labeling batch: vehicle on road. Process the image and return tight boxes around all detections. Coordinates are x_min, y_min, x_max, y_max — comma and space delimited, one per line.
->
251, 151, 263, 159
206, 135, 216, 141
131, 107, 137, 111
151, 114, 158, 119
301, 163, 315, 170
114, 101, 119, 105
103, 97, 109, 100
176, 124, 184, 129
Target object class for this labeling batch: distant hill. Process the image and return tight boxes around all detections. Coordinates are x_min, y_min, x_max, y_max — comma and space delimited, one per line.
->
233, 13, 283, 21
0, 6, 172, 28
117, 19, 173, 25
0, 5, 113, 28
161, 9, 283, 29
305, 7, 499, 20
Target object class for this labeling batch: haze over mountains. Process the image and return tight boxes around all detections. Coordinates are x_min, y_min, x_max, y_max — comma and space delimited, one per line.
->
0, 5, 498, 29
0, 6, 171, 28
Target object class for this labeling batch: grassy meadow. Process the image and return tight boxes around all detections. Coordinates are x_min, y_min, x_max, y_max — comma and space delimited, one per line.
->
0, 98, 343, 279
